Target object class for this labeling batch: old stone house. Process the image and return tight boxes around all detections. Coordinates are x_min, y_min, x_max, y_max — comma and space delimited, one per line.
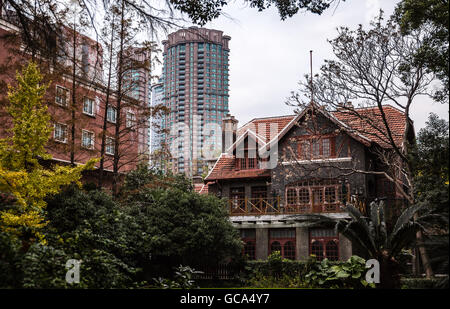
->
204, 102, 413, 261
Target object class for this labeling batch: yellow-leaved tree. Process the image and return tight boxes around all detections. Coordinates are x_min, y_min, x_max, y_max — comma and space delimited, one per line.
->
0, 61, 97, 245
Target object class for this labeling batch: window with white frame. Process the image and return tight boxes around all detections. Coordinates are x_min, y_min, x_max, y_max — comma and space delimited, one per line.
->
54, 123, 67, 143
81, 130, 95, 149
55, 85, 69, 106
107, 106, 117, 123
105, 137, 115, 155
83, 97, 95, 116
126, 111, 136, 128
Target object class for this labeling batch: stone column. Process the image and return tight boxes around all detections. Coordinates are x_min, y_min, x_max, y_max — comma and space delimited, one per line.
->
339, 233, 352, 261
296, 227, 309, 261
255, 227, 268, 260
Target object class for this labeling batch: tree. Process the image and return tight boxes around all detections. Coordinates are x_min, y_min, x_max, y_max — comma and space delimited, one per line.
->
289, 11, 436, 278
119, 165, 243, 279
0, 62, 96, 246
95, 0, 155, 193
411, 114, 449, 280
394, 0, 449, 104
2, 0, 346, 42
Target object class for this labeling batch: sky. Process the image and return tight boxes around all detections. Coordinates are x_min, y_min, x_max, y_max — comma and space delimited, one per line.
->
152, 0, 449, 131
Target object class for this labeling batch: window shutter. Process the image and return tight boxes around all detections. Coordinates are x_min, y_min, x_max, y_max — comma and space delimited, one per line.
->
297, 141, 302, 159
330, 136, 336, 158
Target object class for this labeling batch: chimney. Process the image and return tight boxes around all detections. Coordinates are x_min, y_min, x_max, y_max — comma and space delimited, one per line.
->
222, 114, 238, 153
337, 101, 354, 111
192, 175, 203, 185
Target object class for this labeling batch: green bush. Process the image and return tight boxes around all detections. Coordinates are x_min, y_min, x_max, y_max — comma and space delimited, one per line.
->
304, 255, 374, 289
401, 277, 443, 289
243, 253, 374, 289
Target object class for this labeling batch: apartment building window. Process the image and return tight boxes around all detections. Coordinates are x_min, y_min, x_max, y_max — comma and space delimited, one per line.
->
298, 136, 336, 160
105, 137, 115, 155
81, 130, 95, 149
126, 111, 136, 128
107, 106, 117, 123
83, 97, 95, 116
309, 228, 339, 261
54, 123, 67, 143
55, 85, 69, 106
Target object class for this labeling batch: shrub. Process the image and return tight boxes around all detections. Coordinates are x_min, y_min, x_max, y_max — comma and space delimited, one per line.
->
243, 254, 374, 289
305, 256, 374, 289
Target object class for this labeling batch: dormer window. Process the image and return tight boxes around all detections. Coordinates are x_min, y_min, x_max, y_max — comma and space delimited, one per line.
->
235, 151, 259, 170
298, 136, 335, 160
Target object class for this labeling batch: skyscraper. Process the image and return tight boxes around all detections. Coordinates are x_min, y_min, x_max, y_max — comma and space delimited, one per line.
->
149, 81, 164, 167
160, 27, 231, 176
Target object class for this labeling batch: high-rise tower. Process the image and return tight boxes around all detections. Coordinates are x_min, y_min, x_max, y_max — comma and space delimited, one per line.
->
160, 27, 231, 176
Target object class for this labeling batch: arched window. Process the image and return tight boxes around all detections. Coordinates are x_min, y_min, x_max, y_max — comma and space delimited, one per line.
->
270, 241, 282, 255
325, 240, 339, 261
309, 228, 339, 261
283, 241, 296, 260
244, 241, 256, 260
310, 240, 324, 260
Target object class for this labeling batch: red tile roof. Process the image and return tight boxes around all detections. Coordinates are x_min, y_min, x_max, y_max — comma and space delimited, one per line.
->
333, 105, 408, 148
194, 183, 209, 194
237, 115, 295, 141
204, 154, 271, 181
205, 105, 409, 181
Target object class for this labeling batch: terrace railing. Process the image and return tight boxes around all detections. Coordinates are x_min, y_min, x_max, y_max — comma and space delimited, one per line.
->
228, 197, 344, 216
229, 197, 281, 215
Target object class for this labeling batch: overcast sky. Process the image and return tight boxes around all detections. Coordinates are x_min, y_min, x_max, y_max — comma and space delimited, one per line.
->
151, 0, 448, 131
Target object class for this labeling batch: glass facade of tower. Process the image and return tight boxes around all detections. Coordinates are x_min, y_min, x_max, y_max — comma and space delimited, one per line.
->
160, 28, 230, 176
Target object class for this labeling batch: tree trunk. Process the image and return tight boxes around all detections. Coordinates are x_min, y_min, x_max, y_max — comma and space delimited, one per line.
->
379, 253, 401, 289
415, 223, 434, 278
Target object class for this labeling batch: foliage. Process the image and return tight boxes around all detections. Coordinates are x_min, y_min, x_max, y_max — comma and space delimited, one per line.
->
167, 0, 343, 25
243, 253, 373, 289
120, 167, 242, 277
42, 185, 140, 288
411, 114, 449, 284
0, 230, 22, 287
400, 277, 442, 289
294, 200, 440, 288
413, 114, 449, 218
244, 253, 310, 288
394, 0, 449, 103
304, 255, 374, 289
0, 185, 141, 288
0, 62, 96, 245
244, 252, 310, 279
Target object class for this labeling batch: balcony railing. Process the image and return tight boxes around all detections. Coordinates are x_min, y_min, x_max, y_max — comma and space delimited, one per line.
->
228, 198, 343, 216
229, 198, 281, 215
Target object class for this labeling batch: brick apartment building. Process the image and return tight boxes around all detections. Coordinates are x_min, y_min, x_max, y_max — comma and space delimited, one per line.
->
203, 102, 413, 261
0, 9, 148, 187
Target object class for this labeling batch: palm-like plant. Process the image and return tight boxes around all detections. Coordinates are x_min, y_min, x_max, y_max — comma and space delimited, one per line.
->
336, 201, 426, 288
295, 200, 438, 288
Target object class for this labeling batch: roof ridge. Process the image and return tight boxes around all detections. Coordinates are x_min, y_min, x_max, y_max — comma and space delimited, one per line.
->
238, 114, 296, 130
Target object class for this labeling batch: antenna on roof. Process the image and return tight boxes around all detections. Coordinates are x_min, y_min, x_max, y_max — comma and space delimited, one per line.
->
310, 50, 314, 105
